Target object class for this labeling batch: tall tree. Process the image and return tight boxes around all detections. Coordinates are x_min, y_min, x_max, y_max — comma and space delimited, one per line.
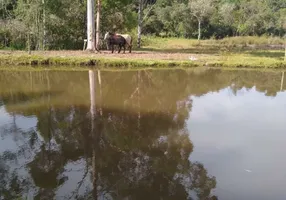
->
137, 0, 156, 48
15, 0, 45, 50
281, 9, 286, 61
42, 0, 46, 49
86, 0, 95, 50
189, 0, 214, 40
137, 0, 143, 48
95, 0, 101, 50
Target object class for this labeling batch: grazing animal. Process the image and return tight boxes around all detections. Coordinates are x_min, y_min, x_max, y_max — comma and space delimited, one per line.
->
104, 32, 132, 53
104, 32, 126, 53
116, 33, 132, 53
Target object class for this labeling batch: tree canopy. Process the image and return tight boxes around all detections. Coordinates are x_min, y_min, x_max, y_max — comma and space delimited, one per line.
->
0, 0, 285, 49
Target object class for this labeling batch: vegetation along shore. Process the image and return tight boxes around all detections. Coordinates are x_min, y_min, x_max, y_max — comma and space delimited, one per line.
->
0, 36, 285, 69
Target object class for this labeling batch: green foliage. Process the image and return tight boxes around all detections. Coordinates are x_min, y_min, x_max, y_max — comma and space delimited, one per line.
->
0, 0, 139, 50
0, 0, 285, 50
144, 0, 285, 39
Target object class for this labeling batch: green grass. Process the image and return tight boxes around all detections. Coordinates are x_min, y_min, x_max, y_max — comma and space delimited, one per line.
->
0, 54, 199, 69
0, 36, 285, 69
140, 36, 286, 69
141, 35, 285, 50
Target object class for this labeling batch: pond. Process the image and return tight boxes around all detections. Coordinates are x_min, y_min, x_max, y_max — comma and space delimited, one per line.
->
0, 68, 285, 200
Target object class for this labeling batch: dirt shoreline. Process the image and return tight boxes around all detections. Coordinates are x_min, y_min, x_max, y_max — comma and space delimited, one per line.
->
0, 50, 285, 69
0, 50, 209, 61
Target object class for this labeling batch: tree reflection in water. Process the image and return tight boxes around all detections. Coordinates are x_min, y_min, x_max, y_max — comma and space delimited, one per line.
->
0, 69, 221, 200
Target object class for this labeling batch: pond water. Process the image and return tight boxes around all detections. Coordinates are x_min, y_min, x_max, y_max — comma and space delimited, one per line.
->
0, 68, 286, 200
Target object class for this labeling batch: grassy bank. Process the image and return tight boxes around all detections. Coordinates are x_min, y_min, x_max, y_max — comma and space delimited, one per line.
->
0, 54, 198, 68
0, 36, 285, 69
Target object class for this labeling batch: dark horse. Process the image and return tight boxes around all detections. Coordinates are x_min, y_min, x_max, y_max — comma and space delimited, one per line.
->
104, 32, 126, 53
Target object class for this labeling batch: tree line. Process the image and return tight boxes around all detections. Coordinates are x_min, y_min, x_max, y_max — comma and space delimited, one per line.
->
0, 0, 285, 50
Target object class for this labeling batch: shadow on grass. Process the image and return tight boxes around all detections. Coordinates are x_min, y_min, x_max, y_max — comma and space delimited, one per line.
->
136, 47, 285, 59
247, 51, 284, 58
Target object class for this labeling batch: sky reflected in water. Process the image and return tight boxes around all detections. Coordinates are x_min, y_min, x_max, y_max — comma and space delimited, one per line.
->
189, 86, 286, 200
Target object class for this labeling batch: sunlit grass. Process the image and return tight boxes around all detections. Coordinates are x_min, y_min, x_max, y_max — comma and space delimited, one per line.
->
141, 35, 285, 49
0, 36, 285, 69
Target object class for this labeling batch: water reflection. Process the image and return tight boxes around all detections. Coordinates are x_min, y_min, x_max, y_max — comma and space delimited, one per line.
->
189, 87, 286, 200
0, 68, 285, 200
0, 69, 216, 200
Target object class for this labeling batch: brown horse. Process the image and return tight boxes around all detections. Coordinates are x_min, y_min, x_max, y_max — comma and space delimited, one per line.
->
104, 32, 126, 53
104, 32, 132, 53
116, 33, 132, 53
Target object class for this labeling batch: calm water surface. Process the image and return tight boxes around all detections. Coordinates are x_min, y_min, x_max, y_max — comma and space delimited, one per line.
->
0, 68, 286, 200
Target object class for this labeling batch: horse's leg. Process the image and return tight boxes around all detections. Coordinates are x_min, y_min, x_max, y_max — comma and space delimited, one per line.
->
118, 45, 121, 53
111, 44, 114, 53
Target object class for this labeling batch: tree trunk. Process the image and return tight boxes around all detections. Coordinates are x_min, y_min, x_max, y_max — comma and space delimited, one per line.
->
198, 20, 201, 40
96, 0, 101, 50
137, 0, 143, 48
86, 0, 95, 51
42, 0, 46, 50
27, 32, 31, 55
36, 9, 40, 50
